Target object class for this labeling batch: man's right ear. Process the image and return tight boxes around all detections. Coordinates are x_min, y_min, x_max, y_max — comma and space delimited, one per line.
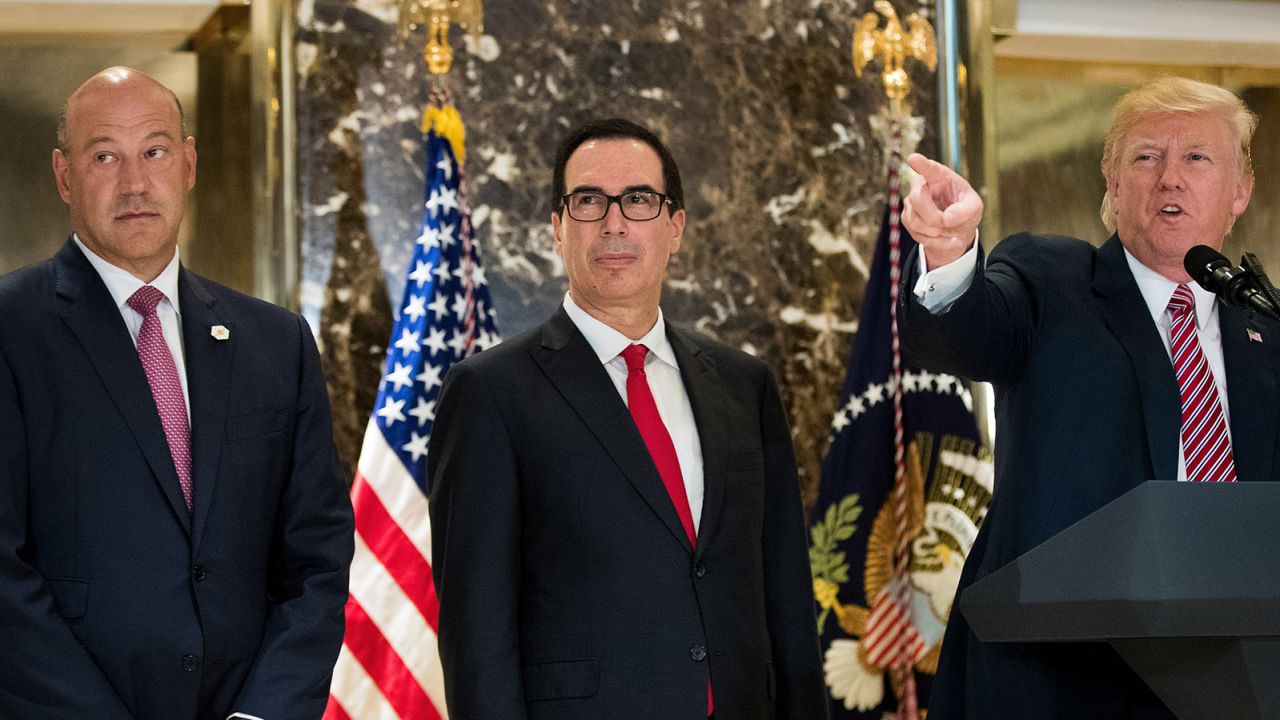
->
52, 149, 73, 204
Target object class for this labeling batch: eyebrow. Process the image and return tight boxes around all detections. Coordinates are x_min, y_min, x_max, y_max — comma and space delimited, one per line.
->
82, 129, 177, 151
568, 183, 662, 195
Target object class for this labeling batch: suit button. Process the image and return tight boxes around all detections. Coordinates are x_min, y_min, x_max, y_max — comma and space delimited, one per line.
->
181, 654, 201, 672
693, 563, 707, 578
690, 644, 707, 662
192, 565, 206, 582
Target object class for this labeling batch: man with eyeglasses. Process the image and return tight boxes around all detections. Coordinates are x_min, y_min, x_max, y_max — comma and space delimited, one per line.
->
427, 118, 827, 720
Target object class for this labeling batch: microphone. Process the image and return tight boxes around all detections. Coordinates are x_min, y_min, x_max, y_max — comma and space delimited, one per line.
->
1183, 245, 1280, 320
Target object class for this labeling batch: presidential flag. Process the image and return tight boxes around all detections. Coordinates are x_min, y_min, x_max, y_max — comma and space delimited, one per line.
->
810, 139, 991, 719
325, 97, 499, 720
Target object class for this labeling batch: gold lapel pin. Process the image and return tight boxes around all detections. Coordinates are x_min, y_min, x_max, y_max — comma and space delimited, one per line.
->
210, 325, 230, 341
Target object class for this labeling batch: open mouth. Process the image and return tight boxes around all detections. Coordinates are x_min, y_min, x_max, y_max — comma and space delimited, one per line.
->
1159, 204, 1184, 217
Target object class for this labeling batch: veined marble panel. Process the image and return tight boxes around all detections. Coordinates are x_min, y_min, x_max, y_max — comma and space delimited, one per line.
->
296, 0, 939, 506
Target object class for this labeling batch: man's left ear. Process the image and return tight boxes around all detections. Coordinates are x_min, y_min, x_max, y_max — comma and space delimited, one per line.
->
185, 137, 197, 190
1232, 173, 1254, 217
668, 207, 686, 253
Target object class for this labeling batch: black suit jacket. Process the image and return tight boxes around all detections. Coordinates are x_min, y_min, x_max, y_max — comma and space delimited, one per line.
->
427, 306, 827, 720
900, 233, 1280, 719
0, 239, 355, 719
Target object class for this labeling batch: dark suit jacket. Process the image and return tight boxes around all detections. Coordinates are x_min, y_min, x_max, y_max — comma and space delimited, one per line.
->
427, 306, 827, 720
0, 239, 355, 720
900, 233, 1280, 719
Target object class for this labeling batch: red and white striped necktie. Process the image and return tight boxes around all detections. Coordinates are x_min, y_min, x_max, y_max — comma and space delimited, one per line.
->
1167, 283, 1236, 483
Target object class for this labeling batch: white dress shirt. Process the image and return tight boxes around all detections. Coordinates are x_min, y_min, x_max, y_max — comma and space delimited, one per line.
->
74, 236, 190, 421
562, 292, 706, 533
912, 237, 1231, 483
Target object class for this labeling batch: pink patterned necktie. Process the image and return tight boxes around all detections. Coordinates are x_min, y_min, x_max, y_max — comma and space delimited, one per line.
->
127, 285, 194, 510
1168, 284, 1237, 482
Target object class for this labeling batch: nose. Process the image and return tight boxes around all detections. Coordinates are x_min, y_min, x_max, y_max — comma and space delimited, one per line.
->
1157, 160, 1186, 190
601, 197, 628, 235
117, 157, 149, 195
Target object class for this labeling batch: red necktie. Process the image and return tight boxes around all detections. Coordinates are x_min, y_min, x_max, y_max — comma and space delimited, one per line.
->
1168, 284, 1236, 482
127, 285, 194, 509
622, 344, 695, 542
621, 345, 712, 715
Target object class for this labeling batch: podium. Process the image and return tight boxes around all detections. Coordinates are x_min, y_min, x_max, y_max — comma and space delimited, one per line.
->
960, 481, 1280, 720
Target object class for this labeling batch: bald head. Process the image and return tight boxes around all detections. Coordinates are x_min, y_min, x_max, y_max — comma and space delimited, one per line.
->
57, 67, 188, 153
53, 65, 197, 282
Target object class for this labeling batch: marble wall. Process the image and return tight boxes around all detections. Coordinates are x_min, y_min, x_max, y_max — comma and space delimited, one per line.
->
295, 0, 939, 507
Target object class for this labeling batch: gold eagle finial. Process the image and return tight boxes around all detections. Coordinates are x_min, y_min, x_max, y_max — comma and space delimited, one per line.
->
398, 0, 484, 76
852, 0, 937, 104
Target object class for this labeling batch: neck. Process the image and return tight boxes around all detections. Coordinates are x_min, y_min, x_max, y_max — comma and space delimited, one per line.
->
572, 294, 660, 341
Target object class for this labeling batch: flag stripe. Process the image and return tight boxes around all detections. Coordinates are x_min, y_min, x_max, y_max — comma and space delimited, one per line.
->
347, 531, 448, 706
342, 598, 444, 720
358, 422, 433, 560
352, 470, 440, 630
329, 641, 398, 720
323, 695, 354, 720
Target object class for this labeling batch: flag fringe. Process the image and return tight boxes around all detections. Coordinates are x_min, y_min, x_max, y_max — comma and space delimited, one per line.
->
422, 104, 466, 164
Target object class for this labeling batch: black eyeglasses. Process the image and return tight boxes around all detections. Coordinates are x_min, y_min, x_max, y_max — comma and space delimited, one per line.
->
560, 191, 672, 222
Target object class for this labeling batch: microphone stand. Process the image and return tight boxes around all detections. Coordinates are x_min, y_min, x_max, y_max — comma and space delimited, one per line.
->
1240, 252, 1280, 317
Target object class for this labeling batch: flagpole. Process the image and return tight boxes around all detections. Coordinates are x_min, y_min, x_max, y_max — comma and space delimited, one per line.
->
853, 5, 936, 719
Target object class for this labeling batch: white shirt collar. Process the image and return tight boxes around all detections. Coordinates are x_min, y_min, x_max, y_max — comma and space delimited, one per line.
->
73, 235, 182, 316
561, 292, 677, 369
1123, 245, 1217, 332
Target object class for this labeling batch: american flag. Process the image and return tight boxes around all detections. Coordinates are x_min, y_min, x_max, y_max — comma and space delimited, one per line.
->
325, 99, 499, 720
809, 127, 990, 720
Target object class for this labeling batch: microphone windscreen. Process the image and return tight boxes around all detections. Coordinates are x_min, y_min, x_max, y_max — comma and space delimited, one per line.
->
1184, 244, 1228, 282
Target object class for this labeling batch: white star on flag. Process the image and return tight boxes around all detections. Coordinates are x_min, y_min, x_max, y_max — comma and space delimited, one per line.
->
402, 295, 427, 322
393, 329, 420, 354
408, 397, 436, 426
375, 397, 406, 426
384, 362, 414, 392
422, 328, 448, 356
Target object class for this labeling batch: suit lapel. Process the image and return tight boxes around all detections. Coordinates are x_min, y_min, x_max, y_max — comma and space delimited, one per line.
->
180, 270, 233, 547
52, 239, 192, 534
1219, 306, 1278, 482
531, 308, 694, 554
666, 326, 729, 561
1092, 235, 1181, 482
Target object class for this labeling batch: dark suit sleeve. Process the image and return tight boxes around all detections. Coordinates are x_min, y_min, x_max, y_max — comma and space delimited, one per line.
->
758, 370, 830, 719
900, 238, 1038, 383
232, 315, 355, 719
428, 361, 528, 719
0, 337, 133, 717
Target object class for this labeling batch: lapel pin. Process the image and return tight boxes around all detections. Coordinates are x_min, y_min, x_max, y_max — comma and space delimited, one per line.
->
1247, 328, 1263, 344
210, 325, 230, 341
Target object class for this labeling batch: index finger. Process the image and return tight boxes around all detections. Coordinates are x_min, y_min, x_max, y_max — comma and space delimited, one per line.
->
906, 153, 956, 185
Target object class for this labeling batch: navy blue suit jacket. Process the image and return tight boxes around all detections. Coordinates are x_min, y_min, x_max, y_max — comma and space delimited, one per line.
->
900, 233, 1280, 719
427, 307, 827, 720
0, 239, 355, 719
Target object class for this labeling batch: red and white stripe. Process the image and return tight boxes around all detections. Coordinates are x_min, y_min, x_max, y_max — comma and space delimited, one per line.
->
863, 587, 928, 668
1168, 284, 1237, 483
324, 422, 449, 719
885, 120, 921, 720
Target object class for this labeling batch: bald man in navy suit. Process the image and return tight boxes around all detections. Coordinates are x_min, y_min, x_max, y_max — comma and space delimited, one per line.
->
0, 67, 354, 720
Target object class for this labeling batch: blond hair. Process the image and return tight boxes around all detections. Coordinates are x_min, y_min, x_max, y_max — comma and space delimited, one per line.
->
1099, 77, 1256, 233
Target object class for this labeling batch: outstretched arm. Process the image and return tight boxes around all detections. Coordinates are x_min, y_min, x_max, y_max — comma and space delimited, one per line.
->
902, 153, 984, 270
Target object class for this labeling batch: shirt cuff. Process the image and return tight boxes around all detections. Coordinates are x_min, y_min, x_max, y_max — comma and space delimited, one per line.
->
912, 232, 980, 314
